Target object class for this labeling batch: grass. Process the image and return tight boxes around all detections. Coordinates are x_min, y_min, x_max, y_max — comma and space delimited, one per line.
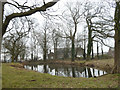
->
2, 62, 119, 88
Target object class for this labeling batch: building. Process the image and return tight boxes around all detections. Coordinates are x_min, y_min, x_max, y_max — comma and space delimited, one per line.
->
48, 51, 54, 60
48, 47, 84, 60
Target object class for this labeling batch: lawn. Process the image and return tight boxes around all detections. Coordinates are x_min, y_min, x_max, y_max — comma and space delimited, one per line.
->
2, 61, 119, 88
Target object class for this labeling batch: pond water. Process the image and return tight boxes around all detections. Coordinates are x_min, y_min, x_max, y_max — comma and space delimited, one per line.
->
24, 64, 107, 78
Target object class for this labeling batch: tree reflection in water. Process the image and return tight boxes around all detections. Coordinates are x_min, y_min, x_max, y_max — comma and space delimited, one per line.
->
24, 64, 107, 78
87, 68, 92, 78
72, 67, 75, 77
43, 65, 48, 73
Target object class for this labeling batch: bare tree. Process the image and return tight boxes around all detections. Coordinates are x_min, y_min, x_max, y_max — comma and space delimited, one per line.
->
83, 1, 103, 60
97, 41, 99, 59
82, 28, 87, 60
51, 28, 60, 60
60, 1, 84, 62
2, 15, 34, 62
3, 31, 27, 62
34, 20, 51, 61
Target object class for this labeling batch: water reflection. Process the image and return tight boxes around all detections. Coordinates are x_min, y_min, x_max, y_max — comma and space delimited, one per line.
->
24, 64, 107, 78
88, 68, 92, 78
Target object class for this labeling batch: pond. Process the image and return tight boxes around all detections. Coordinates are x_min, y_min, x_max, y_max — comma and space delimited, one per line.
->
24, 64, 107, 78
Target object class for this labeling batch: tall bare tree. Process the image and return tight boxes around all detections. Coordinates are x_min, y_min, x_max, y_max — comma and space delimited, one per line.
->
83, 1, 102, 60
51, 28, 60, 60
34, 20, 51, 61
3, 31, 27, 62
61, 2, 84, 62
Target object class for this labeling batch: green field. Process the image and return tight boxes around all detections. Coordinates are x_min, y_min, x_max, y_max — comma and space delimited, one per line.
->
2, 60, 119, 88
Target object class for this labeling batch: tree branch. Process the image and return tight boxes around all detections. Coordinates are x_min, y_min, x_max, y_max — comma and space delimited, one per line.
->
2, 0, 60, 36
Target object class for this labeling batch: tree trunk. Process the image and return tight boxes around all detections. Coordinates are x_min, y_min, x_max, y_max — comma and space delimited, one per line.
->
11, 55, 14, 62
43, 29, 47, 61
86, 18, 92, 60
54, 47, 57, 60
0, 2, 2, 62
31, 53, 33, 61
0, 3, 3, 89
71, 38, 75, 62
91, 41, 94, 59
97, 42, 99, 59
15, 55, 18, 62
54, 40, 57, 60
0, 2, 3, 63
43, 43, 47, 61
83, 35, 86, 60
112, 2, 120, 74
83, 49, 86, 60
43, 49, 47, 61
87, 28, 92, 60
101, 44, 104, 58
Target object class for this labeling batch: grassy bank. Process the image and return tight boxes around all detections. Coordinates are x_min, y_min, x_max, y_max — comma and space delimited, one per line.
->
77, 59, 114, 73
2, 62, 119, 88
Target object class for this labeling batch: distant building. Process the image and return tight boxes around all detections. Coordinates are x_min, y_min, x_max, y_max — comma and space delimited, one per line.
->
48, 50, 54, 60
75, 47, 84, 57
48, 47, 84, 60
